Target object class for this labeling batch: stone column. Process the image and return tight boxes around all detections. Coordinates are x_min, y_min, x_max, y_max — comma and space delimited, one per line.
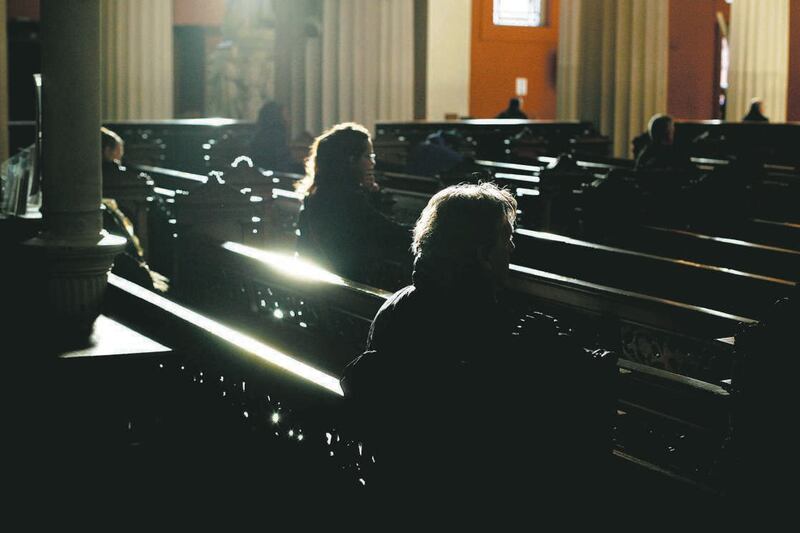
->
23, 0, 125, 345
0, 0, 8, 161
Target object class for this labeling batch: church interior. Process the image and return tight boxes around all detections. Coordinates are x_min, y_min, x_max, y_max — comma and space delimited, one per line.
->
1, 0, 798, 519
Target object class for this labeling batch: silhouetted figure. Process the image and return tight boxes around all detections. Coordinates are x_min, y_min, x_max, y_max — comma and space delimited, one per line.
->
634, 114, 692, 171
295, 122, 410, 287
742, 98, 769, 122
340, 183, 617, 516
404, 129, 469, 180
496, 97, 528, 119
249, 101, 304, 173
101, 127, 168, 292
101, 127, 130, 190
631, 130, 650, 160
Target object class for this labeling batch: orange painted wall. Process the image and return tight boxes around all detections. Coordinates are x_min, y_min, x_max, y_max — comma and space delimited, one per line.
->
788, 0, 800, 121
173, 0, 225, 26
7, 0, 39, 20
469, 0, 559, 119
667, 0, 729, 120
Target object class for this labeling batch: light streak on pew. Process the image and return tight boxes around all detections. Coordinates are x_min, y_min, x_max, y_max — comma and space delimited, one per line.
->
645, 225, 800, 255
508, 263, 756, 324
221, 242, 392, 300
515, 188, 540, 197
134, 164, 208, 184
515, 228, 797, 286
153, 186, 176, 197
223, 241, 346, 286
475, 159, 542, 172
493, 172, 540, 184
108, 273, 344, 396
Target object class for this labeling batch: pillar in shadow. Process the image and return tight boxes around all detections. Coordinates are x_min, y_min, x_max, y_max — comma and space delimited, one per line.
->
21, 0, 125, 346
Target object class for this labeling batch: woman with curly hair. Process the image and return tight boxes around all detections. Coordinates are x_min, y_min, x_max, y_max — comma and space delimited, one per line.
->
295, 122, 410, 286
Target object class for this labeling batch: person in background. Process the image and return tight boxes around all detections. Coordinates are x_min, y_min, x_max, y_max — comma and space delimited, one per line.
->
295, 122, 411, 287
404, 129, 469, 180
634, 114, 692, 171
496, 97, 528, 119
100, 127, 168, 292
249, 101, 304, 173
742, 98, 769, 122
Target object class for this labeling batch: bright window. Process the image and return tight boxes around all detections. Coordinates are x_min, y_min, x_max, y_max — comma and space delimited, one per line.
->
493, 0, 546, 27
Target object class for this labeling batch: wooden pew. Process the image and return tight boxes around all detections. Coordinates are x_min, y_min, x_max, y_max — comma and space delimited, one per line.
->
373, 166, 800, 284
512, 228, 795, 320
163, 238, 734, 498
703, 218, 800, 251
128, 164, 307, 268
106, 118, 257, 174
130, 161, 793, 324
374, 120, 610, 168
675, 120, 800, 166
606, 225, 800, 281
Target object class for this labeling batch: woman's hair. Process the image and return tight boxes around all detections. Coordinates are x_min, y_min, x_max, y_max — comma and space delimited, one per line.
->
412, 182, 516, 271
297, 122, 370, 195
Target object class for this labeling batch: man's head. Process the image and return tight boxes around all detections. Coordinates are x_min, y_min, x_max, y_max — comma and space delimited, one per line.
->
748, 98, 764, 116
648, 114, 674, 146
101, 127, 124, 163
412, 182, 517, 290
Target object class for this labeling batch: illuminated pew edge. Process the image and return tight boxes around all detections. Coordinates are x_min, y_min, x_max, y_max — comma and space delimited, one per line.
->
108, 273, 344, 396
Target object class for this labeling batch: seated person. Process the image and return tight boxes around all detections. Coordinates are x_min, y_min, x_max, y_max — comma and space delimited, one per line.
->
634, 114, 692, 172
295, 122, 411, 287
101, 127, 153, 202
496, 97, 528, 119
340, 182, 617, 512
631, 130, 650, 160
101, 127, 128, 183
249, 101, 304, 174
742, 97, 769, 122
101, 127, 168, 292
404, 129, 469, 179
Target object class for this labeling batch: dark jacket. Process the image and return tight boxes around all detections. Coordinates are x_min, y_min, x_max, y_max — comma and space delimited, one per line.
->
634, 142, 692, 171
296, 187, 411, 285
742, 109, 769, 122
341, 265, 617, 506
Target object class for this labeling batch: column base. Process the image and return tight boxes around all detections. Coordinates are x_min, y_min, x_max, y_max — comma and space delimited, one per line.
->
19, 231, 127, 350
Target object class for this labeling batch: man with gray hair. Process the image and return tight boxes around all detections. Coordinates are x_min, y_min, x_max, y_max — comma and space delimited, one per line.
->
341, 182, 615, 511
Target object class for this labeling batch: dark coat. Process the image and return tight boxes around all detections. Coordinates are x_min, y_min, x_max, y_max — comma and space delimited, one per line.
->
742, 109, 769, 122
296, 187, 411, 285
340, 267, 618, 507
634, 142, 693, 171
